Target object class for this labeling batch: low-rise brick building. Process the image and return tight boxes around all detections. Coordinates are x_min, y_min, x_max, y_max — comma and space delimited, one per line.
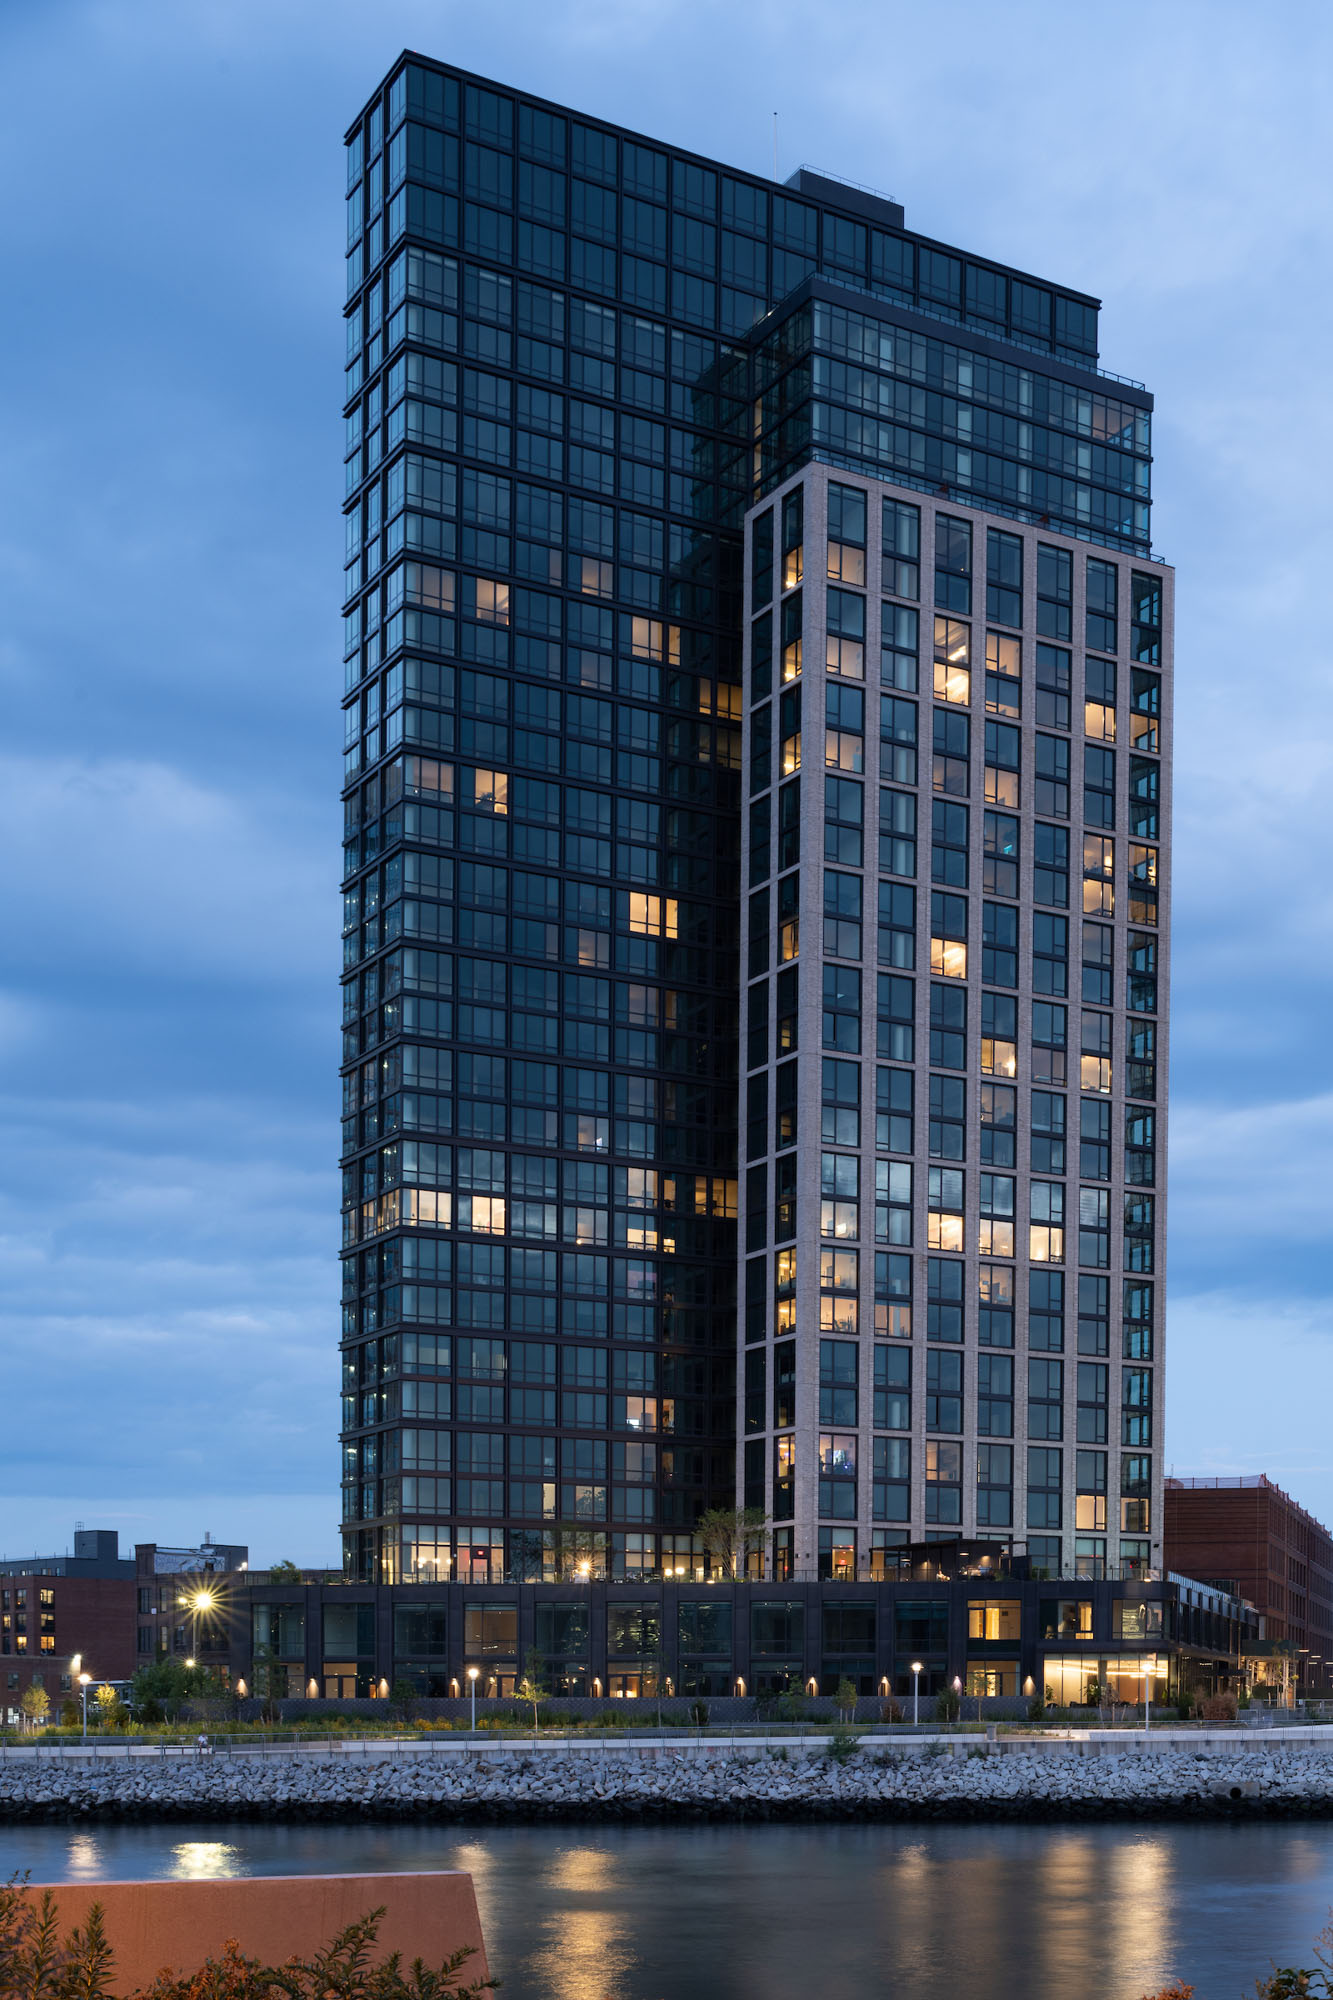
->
1165, 1474, 1333, 1693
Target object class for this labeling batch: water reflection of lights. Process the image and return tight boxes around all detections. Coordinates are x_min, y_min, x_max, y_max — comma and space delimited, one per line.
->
551, 1844, 617, 1892
531, 1908, 634, 2000
529, 1849, 633, 2000
1106, 1833, 1172, 1995
170, 1842, 242, 1880
65, 1836, 103, 1879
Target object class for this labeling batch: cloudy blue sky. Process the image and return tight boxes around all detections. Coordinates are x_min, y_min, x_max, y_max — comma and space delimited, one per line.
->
2, 0, 1331, 1565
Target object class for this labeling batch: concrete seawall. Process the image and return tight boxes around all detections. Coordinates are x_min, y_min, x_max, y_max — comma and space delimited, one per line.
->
29, 1875, 488, 1987
7, 1736, 1333, 1822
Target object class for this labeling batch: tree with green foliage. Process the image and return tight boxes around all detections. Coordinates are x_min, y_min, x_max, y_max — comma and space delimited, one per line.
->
129, 1655, 219, 1723
515, 1650, 546, 1744
266, 1558, 303, 1582
695, 1506, 768, 1578
93, 1685, 126, 1730
18, 1687, 48, 1731
835, 1677, 858, 1724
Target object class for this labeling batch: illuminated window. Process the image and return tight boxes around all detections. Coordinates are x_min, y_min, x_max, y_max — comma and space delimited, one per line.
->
469, 768, 508, 814
1083, 835, 1114, 916
457, 1194, 505, 1234
984, 632, 1020, 717
780, 686, 801, 775
575, 556, 613, 597
781, 593, 803, 681
1039, 1598, 1093, 1641
626, 894, 678, 937
1130, 669, 1160, 752
968, 1599, 1021, 1643
927, 1167, 963, 1252
402, 1189, 452, 1228
977, 1174, 1015, 1259
1030, 1181, 1065, 1264
982, 991, 1017, 1079
782, 487, 803, 590
629, 616, 679, 663
473, 577, 510, 624
820, 1152, 859, 1240
1128, 845, 1158, 926
1085, 656, 1117, 741
826, 587, 866, 678
929, 890, 967, 979
828, 542, 866, 586
934, 616, 971, 704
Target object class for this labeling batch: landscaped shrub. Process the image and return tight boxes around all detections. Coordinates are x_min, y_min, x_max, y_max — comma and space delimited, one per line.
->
1201, 1692, 1239, 1723
0, 1882, 495, 2000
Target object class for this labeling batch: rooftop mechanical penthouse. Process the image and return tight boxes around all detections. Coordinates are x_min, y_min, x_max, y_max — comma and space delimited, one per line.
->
339, 55, 1171, 1588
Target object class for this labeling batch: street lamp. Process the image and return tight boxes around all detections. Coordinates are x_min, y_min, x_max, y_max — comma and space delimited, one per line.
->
467, 1666, 479, 1731
78, 1672, 92, 1744
911, 1660, 923, 1728
953, 1674, 963, 1725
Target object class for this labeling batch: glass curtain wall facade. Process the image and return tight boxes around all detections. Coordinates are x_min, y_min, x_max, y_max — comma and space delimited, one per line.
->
339, 54, 1169, 1587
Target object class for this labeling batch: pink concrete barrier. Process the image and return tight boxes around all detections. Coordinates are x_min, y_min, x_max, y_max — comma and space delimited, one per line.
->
28, 1872, 488, 1990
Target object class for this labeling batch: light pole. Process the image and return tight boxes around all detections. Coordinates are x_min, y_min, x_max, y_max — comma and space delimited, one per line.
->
953, 1674, 963, 1725
467, 1666, 479, 1731
182, 1588, 217, 1671
78, 1672, 92, 1743
911, 1660, 923, 1728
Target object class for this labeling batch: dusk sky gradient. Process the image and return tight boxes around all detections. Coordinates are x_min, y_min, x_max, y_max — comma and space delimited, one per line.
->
4, 0, 1332, 1564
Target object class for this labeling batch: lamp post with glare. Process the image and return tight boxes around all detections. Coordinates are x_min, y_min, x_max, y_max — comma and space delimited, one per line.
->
78, 1673, 92, 1744
467, 1666, 479, 1732
183, 1588, 217, 1674
953, 1674, 963, 1725
911, 1661, 923, 1728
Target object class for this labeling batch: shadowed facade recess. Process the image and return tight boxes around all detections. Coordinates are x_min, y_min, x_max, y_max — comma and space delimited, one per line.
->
339, 56, 1171, 1588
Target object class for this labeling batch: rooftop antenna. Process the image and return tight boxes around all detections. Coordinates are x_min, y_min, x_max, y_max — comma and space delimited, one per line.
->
773, 113, 778, 183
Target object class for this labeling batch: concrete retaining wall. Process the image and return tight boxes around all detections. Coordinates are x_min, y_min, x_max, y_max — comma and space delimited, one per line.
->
27, 1874, 487, 1987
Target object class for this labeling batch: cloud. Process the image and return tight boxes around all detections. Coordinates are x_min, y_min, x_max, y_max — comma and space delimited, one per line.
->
1, 0, 1332, 1561
1167, 1290, 1333, 1523
0, 756, 335, 986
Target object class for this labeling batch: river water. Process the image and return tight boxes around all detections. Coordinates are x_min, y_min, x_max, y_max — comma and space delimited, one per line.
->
2, 1818, 1331, 1999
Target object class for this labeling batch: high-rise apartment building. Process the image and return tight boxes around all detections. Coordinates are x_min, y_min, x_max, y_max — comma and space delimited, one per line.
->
339, 55, 1171, 1588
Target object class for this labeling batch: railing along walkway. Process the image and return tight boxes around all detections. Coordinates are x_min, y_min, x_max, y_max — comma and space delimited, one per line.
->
5, 1723, 1333, 1764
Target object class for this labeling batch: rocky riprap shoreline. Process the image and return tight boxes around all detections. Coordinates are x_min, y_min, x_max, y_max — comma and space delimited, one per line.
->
5, 1743, 1333, 1822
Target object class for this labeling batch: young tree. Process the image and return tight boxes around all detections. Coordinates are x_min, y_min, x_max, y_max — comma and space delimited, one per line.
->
835, 1677, 858, 1724
267, 1558, 303, 1581
94, 1684, 126, 1729
515, 1649, 546, 1745
249, 1641, 284, 1724
19, 1686, 49, 1730
696, 1507, 769, 1578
